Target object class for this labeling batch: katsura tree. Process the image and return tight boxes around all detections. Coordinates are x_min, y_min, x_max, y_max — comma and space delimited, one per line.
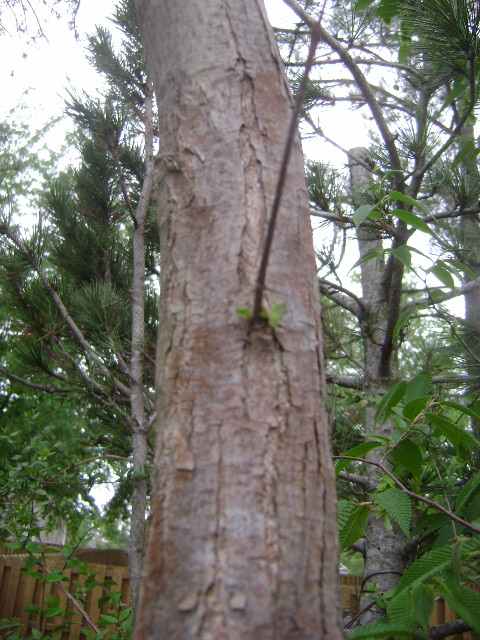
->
274, 0, 480, 637
0, 0, 157, 611
133, 0, 341, 638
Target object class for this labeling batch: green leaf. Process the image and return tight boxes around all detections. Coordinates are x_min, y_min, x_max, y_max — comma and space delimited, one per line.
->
387, 589, 415, 628
46, 570, 66, 583
336, 440, 383, 472
413, 584, 434, 631
394, 209, 432, 234
99, 614, 118, 625
350, 247, 384, 271
439, 574, 480, 633
442, 400, 480, 421
392, 545, 453, 597
353, 204, 376, 226
431, 262, 455, 289
46, 606, 64, 619
391, 245, 411, 269
376, 0, 401, 22
349, 621, 413, 639
404, 373, 432, 404
376, 381, 407, 423
390, 439, 423, 479
338, 501, 369, 550
455, 471, 480, 514
236, 307, 252, 320
403, 397, 428, 421
374, 488, 411, 536
354, 0, 375, 9
388, 191, 427, 212
428, 414, 479, 451
267, 302, 287, 329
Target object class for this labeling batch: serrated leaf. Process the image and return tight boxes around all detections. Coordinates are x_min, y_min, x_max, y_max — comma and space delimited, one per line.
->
394, 209, 432, 234
374, 488, 411, 536
455, 471, 480, 514
387, 589, 415, 628
392, 545, 453, 597
338, 503, 369, 550
390, 439, 423, 480
349, 620, 413, 639
439, 573, 480, 633
376, 381, 407, 423
413, 584, 434, 631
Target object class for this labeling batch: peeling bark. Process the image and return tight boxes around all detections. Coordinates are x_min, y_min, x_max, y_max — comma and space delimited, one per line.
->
133, 1, 341, 638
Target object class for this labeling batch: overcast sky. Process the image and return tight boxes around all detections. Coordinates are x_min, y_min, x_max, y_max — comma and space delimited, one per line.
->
0, 0, 370, 165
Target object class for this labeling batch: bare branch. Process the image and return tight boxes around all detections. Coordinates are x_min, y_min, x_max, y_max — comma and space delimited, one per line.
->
280, 0, 316, 28
338, 471, 376, 491
326, 373, 363, 389
427, 620, 471, 640
404, 276, 480, 311
252, 31, 320, 322
0, 367, 69, 395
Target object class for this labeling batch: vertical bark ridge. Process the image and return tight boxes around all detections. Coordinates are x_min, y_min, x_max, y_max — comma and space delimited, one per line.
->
134, 1, 341, 638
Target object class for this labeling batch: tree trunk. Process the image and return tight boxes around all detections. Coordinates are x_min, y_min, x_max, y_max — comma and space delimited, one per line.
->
458, 124, 480, 439
129, 82, 155, 614
133, 1, 341, 638
349, 148, 406, 622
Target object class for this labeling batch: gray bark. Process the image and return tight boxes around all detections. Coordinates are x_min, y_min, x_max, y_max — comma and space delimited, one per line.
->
349, 148, 406, 622
129, 82, 155, 614
133, 1, 341, 638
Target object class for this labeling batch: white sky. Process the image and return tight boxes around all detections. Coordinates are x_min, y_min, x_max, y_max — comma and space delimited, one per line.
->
0, 0, 371, 163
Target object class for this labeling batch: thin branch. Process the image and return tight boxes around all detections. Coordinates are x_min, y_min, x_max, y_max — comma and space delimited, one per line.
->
58, 582, 100, 634
320, 286, 362, 318
280, 0, 316, 28
333, 456, 480, 535
0, 367, 69, 395
314, 24, 403, 184
404, 275, 480, 311
338, 471, 376, 491
427, 620, 471, 640
319, 279, 366, 314
252, 31, 320, 322
326, 373, 363, 389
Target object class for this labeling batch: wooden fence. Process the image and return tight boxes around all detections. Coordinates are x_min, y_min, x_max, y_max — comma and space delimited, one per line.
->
0, 551, 474, 639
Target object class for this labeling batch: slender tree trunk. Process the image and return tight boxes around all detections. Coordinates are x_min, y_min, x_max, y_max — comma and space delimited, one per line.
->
129, 81, 155, 614
349, 148, 406, 621
133, 1, 341, 638
458, 124, 480, 439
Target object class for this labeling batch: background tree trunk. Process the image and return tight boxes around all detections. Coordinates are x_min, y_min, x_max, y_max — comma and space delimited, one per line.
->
134, 1, 341, 638
349, 148, 406, 622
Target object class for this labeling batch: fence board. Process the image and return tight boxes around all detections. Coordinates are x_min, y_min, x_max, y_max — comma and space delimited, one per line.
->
0, 551, 476, 639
